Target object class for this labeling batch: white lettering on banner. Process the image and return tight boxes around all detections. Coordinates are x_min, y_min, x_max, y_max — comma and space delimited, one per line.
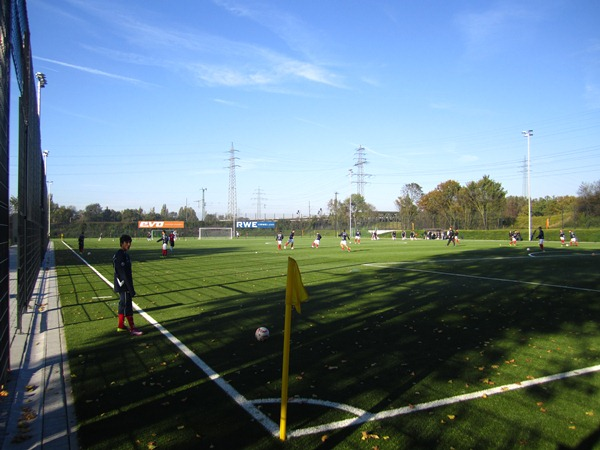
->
139, 221, 164, 228
236, 221, 258, 228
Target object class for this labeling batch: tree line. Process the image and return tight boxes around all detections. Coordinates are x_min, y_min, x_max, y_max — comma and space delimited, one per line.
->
9, 176, 600, 238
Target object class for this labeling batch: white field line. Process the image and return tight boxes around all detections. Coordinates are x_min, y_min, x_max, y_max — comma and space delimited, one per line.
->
61, 241, 280, 437
62, 241, 600, 439
282, 363, 600, 437
364, 262, 600, 293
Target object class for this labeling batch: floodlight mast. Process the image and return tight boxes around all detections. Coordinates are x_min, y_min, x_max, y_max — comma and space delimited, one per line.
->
522, 130, 533, 241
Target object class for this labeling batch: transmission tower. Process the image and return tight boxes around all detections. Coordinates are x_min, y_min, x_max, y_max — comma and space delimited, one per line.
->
252, 187, 267, 219
227, 143, 239, 223
354, 145, 370, 196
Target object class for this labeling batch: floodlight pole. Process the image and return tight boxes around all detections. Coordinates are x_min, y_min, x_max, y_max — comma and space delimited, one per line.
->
522, 130, 533, 240
47, 180, 53, 238
201, 188, 207, 221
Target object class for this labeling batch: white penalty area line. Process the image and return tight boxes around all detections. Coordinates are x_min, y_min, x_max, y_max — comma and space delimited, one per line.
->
364, 262, 600, 293
256, 363, 600, 438
61, 241, 280, 437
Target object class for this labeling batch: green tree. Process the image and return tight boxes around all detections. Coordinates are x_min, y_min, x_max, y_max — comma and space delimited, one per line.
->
82, 203, 103, 222
160, 204, 169, 219
395, 183, 423, 229
9, 196, 18, 215
419, 180, 462, 228
464, 175, 506, 230
102, 207, 121, 222
576, 180, 600, 226
178, 206, 199, 222
121, 208, 144, 224
503, 196, 527, 227
52, 204, 78, 225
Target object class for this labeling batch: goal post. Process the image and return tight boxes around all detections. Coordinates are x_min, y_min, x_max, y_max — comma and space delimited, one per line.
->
198, 227, 234, 239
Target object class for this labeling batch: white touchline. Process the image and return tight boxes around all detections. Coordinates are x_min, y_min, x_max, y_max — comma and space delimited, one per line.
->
62, 242, 600, 439
62, 241, 280, 437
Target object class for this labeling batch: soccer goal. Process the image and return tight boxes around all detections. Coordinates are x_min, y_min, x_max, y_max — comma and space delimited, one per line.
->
198, 227, 233, 239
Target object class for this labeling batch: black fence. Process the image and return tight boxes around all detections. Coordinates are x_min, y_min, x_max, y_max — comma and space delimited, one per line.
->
0, 0, 48, 386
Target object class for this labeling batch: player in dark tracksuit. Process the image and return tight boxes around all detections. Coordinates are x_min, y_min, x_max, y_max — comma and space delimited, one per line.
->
113, 234, 143, 336
78, 232, 85, 253
284, 230, 295, 249
446, 227, 455, 246
533, 226, 545, 252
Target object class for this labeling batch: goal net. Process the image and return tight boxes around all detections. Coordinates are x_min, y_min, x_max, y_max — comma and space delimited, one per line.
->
198, 227, 233, 239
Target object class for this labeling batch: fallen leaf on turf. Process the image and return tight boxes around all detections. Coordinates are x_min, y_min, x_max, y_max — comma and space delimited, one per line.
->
147, 442, 157, 449
585, 411, 594, 416
447, 415, 456, 420
361, 431, 380, 440
568, 425, 576, 430
321, 435, 328, 442
177, 425, 185, 430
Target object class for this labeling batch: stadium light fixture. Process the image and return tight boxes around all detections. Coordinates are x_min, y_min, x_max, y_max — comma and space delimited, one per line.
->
36, 72, 47, 116
42, 149, 49, 175
522, 130, 533, 241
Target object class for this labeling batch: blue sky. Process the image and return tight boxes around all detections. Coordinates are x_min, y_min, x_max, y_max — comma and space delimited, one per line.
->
11, 0, 600, 218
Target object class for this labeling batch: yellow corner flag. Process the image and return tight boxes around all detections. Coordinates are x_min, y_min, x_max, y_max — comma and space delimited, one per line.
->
280, 257, 309, 440
285, 257, 309, 313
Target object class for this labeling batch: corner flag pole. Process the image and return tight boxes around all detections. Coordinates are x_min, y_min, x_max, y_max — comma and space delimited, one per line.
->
280, 257, 309, 441
279, 301, 293, 441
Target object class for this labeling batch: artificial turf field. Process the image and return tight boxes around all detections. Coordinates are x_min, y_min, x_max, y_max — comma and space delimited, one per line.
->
54, 235, 600, 449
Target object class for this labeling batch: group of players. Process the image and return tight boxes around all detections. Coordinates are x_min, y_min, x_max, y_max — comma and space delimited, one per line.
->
276, 229, 355, 252
510, 228, 578, 248
275, 228, 432, 252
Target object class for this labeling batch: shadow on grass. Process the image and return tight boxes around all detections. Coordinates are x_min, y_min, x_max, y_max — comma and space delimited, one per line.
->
55, 241, 600, 449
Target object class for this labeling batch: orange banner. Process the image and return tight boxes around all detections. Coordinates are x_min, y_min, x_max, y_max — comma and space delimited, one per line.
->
138, 221, 185, 229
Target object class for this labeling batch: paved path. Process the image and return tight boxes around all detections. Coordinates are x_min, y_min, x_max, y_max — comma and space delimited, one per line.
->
0, 242, 78, 449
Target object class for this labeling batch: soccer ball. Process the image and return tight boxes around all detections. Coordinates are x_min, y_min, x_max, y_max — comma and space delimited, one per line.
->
255, 327, 269, 341
526, 248, 530, 251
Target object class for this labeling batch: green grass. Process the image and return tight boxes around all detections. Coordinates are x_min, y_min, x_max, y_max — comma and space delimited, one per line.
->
54, 236, 600, 449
